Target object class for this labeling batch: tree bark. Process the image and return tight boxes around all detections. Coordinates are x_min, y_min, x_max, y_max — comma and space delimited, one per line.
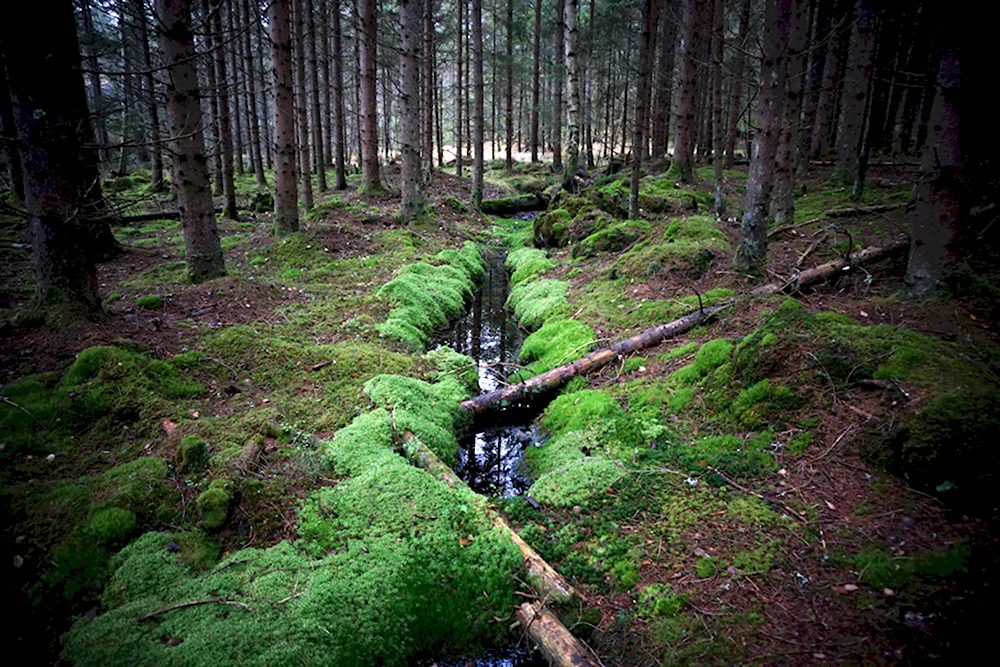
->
117, 0, 136, 176
772, 0, 810, 225
835, 0, 878, 186
210, 0, 238, 219
424, 0, 435, 179
399, 0, 424, 222
228, 0, 244, 176
516, 603, 600, 667
241, 0, 267, 188
292, 0, 314, 208
724, 0, 751, 168
563, 0, 581, 187
798, 0, 834, 169
628, 0, 658, 219
331, 0, 348, 189
305, 0, 326, 191
905, 48, 964, 297
471, 0, 484, 208
80, 2, 110, 164
504, 0, 514, 172
670, 0, 705, 182
0, 50, 26, 201
202, 2, 223, 194
711, 0, 725, 214
734, 0, 793, 275
651, 0, 678, 159
456, 0, 464, 175
529, 0, 541, 162
809, 0, 851, 158
135, 0, 165, 192
270, 0, 299, 233
358, 0, 381, 190
154, 0, 226, 282
552, 0, 565, 171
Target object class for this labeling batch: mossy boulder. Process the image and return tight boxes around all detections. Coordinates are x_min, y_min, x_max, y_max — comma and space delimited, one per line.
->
566, 209, 612, 243
532, 208, 572, 248
197, 479, 234, 530
249, 190, 274, 212
178, 435, 210, 472
480, 193, 545, 215
135, 295, 162, 310
590, 177, 713, 217
572, 219, 650, 258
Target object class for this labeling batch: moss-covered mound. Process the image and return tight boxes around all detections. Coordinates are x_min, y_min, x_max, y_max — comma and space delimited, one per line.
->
591, 176, 713, 218
511, 318, 597, 383
533, 208, 572, 247
614, 215, 728, 279
506, 247, 556, 286
64, 366, 523, 666
573, 219, 651, 258
377, 241, 486, 347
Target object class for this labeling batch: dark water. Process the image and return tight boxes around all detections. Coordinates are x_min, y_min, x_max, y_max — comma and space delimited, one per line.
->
435, 249, 546, 497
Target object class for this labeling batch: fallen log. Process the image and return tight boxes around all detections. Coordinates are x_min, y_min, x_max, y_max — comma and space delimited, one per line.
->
824, 203, 904, 218
116, 207, 226, 224
460, 235, 909, 414
480, 193, 548, 215
402, 434, 580, 604
516, 602, 600, 667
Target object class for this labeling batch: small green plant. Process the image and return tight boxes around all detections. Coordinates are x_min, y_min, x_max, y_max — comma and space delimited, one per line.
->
135, 295, 162, 310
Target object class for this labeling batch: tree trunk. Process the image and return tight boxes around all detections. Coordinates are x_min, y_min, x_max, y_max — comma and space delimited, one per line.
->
905, 47, 964, 297
305, 0, 326, 192
424, 0, 435, 179
563, 0, 581, 187
331, 0, 348, 189
733, 0, 793, 275
292, 0, 314, 208
724, 0, 751, 168
809, 0, 851, 158
798, 0, 833, 169
228, 1, 244, 176
154, 0, 226, 282
257, 16, 273, 170
530, 0, 541, 162
0, 50, 26, 201
210, 0, 238, 219
456, 0, 464, 175
270, 0, 298, 233
504, 0, 513, 171
711, 0, 725, 214
772, 0, 810, 225
399, 0, 424, 222
80, 2, 110, 164
670, 0, 705, 182
628, 0, 658, 219
201, 2, 223, 194
2, 0, 110, 315
835, 0, 878, 186
471, 0, 484, 208
241, 0, 267, 188
117, 0, 135, 177
134, 0, 165, 192
320, 0, 332, 170
359, 0, 381, 190
552, 0, 564, 171
651, 0, 678, 159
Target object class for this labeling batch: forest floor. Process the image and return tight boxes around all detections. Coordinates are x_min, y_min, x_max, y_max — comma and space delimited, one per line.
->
1, 158, 998, 666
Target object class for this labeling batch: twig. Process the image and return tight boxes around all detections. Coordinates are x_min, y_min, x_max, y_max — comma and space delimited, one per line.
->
767, 217, 822, 239
795, 232, 828, 268
812, 426, 855, 461
707, 466, 807, 523
137, 597, 254, 621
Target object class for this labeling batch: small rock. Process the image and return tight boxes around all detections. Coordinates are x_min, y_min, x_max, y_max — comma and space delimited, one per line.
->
572, 505, 582, 514
13, 555, 24, 568
15, 535, 25, 544
901, 516, 914, 526
883, 588, 895, 597
844, 584, 858, 592
814, 654, 826, 660
46, 454, 56, 462
166, 541, 181, 553
187, 410, 200, 420
860, 311, 870, 318
638, 366, 646, 372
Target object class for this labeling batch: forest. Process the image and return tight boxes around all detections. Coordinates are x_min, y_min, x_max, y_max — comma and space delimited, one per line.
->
1, 0, 996, 664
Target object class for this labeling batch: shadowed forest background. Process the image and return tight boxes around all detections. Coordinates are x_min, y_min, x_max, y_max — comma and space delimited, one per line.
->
1, 0, 998, 665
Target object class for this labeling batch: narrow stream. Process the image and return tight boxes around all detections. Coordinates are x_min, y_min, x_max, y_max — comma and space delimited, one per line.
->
429, 248, 549, 667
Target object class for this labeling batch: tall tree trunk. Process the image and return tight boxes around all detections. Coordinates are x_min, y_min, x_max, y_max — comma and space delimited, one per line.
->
424, 0, 435, 179
584, 0, 596, 168
0, 53, 26, 201
202, 3, 223, 194
305, 0, 326, 191
242, 0, 267, 187
134, 0, 165, 192
772, 0, 810, 224
530, 0, 541, 162
456, 0, 464, 175
893, 5, 930, 156
332, 0, 348, 188
358, 0, 380, 190
835, 0, 878, 186
553, 0, 564, 171
628, 0, 658, 218
905, 46, 965, 297
563, 0, 581, 186
257, 15, 273, 171
734, 0, 793, 275
670, 0, 705, 182
504, 0, 513, 171
228, 0, 244, 176
651, 0, 678, 159
154, 0, 225, 282
320, 0, 332, 169
80, 2, 110, 164
270, 0, 298, 233
399, 0, 423, 221
724, 0, 750, 167
117, 0, 135, 176
711, 0, 725, 214
798, 0, 833, 169
809, 0, 851, 158
292, 0, 314, 208
2, 0, 113, 314
435, 44, 444, 166
209, 0, 238, 219
471, 0, 484, 208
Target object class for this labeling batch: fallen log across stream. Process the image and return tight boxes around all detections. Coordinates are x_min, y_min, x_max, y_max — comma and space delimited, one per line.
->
460, 234, 910, 414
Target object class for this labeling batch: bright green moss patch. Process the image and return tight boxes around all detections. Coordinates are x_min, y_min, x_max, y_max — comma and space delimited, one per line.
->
512, 318, 596, 382
542, 390, 624, 436
377, 242, 484, 347
532, 208, 572, 247
122, 260, 187, 288
424, 346, 479, 394
86, 507, 137, 545
572, 219, 650, 258
178, 435, 210, 472
590, 177, 713, 217
528, 457, 624, 508
197, 478, 234, 530
506, 278, 570, 330
506, 247, 556, 285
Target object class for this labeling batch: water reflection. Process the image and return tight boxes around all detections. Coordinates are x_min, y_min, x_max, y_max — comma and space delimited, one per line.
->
434, 249, 542, 497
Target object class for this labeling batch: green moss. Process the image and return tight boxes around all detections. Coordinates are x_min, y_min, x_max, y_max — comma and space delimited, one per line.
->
614, 216, 728, 279
623, 357, 647, 373
480, 193, 541, 214
528, 457, 624, 508
178, 435, 210, 472
638, 583, 689, 618
532, 208, 572, 247
695, 556, 721, 578
122, 261, 188, 288
105, 292, 122, 304
572, 219, 650, 258
424, 346, 479, 395
590, 177, 713, 217
542, 390, 624, 436
506, 279, 570, 330
197, 479, 234, 530
492, 216, 534, 249
86, 507, 137, 545
135, 294, 163, 310
512, 318, 596, 382
506, 247, 556, 285
174, 531, 222, 570
612, 558, 641, 590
